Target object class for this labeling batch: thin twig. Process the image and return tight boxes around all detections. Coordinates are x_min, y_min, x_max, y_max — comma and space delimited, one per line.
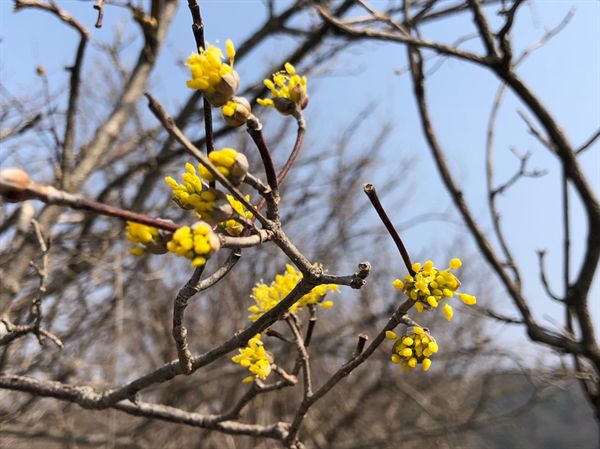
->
0, 374, 289, 440
363, 184, 413, 275
247, 121, 280, 219
536, 250, 563, 302
284, 299, 413, 445
173, 266, 205, 374
286, 317, 313, 398
93, 0, 105, 28
187, 0, 215, 165
277, 124, 306, 185
303, 306, 316, 347
29, 219, 49, 342
576, 128, 600, 155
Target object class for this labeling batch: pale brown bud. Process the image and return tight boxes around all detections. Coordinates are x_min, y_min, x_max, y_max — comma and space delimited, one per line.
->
204, 71, 240, 107
36, 65, 46, 77
230, 153, 249, 186
208, 231, 221, 253
0, 168, 32, 202
222, 96, 252, 127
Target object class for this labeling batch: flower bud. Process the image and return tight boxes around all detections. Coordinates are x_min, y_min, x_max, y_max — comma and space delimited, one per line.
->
0, 168, 31, 202
207, 229, 221, 253
230, 153, 249, 185
204, 71, 240, 107
222, 96, 252, 127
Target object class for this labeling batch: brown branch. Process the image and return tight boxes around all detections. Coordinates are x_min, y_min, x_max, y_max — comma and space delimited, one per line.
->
497, 0, 525, 61
1, 172, 271, 249
14, 0, 88, 189
352, 334, 368, 357
485, 82, 521, 286
303, 306, 317, 347
1, 0, 178, 311
145, 93, 270, 227
286, 316, 313, 398
405, 44, 591, 359
256, 122, 306, 212
0, 374, 288, 440
576, 128, 600, 155
93, 0, 104, 28
173, 266, 205, 374
535, 250, 563, 302
284, 299, 414, 446
363, 183, 414, 275
186, 0, 215, 164
0, 220, 61, 348
466, 0, 499, 58
246, 119, 280, 219
173, 250, 240, 373
28, 220, 50, 341
317, 4, 489, 66
42, 280, 313, 409
62, 32, 89, 190
277, 124, 306, 185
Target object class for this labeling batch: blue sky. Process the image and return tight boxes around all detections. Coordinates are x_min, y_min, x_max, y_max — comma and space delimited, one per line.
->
1, 1, 598, 340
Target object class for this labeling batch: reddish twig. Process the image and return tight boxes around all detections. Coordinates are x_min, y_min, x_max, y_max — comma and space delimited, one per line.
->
363, 183, 414, 275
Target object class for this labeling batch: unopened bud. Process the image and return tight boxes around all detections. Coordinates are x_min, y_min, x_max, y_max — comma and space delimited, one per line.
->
0, 168, 31, 202
204, 71, 240, 107
190, 221, 221, 254
36, 65, 46, 77
230, 153, 249, 185
222, 96, 252, 127
208, 229, 221, 253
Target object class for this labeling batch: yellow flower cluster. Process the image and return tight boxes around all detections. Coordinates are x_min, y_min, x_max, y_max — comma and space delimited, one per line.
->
186, 40, 239, 106
392, 258, 476, 320
220, 194, 253, 236
248, 264, 338, 321
257, 63, 307, 115
386, 326, 438, 372
198, 148, 248, 185
126, 222, 160, 255
164, 163, 207, 210
166, 222, 220, 267
231, 333, 273, 383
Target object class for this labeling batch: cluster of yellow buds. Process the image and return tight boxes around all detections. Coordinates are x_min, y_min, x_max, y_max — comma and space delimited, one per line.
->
386, 326, 438, 372
164, 163, 234, 222
186, 40, 239, 107
231, 333, 273, 383
392, 258, 476, 320
198, 148, 248, 186
166, 222, 220, 267
125, 222, 168, 255
220, 194, 254, 236
248, 264, 338, 321
257, 63, 308, 115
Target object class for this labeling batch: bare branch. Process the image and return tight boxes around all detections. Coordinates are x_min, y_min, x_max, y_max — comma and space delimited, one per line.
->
576, 128, 600, 155
93, 0, 104, 28
364, 183, 414, 275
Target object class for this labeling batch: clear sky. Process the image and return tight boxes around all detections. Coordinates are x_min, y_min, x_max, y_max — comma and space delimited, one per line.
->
1, 1, 598, 341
